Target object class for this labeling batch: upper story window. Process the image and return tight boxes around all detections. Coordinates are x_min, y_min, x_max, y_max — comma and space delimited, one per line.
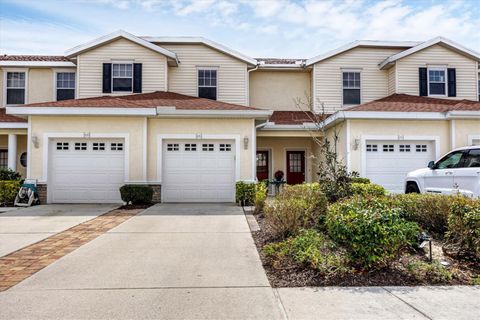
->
428, 68, 446, 96
6, 71, 26, 105
342, 71, 360, 105
198, 68, 217, 100
56, 72, 75, 101
112, 63, 133, 92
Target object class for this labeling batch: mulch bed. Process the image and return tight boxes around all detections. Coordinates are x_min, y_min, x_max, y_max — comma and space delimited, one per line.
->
251, 213, 479, 287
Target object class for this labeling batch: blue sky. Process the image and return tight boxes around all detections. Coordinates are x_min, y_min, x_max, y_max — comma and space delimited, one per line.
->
1, 0, 479, 58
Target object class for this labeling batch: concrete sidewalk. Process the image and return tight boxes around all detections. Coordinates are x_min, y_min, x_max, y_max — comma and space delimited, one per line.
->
276, 286, 480, 320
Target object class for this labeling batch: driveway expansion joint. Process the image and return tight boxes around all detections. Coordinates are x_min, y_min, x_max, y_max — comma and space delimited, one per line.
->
382, 287, 433, 320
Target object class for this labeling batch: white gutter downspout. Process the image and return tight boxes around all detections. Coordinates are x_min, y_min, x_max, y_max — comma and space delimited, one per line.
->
246, 64, 259, 106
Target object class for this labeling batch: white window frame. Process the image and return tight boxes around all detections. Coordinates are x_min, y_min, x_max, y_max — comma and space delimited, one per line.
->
427, 66, 448, 97
53, 69, 76, 101
197, 66, 218, 99
341, 69, 361, 106
3, 68, 28, 107
112, 62, 133, 93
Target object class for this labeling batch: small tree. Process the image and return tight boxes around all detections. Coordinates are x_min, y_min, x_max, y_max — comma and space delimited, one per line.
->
293, 95, 356, 202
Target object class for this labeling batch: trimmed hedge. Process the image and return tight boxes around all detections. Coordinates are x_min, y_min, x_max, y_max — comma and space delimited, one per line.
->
326, 196, 420, 269
119, 185, 153, 205
0, 180, 22, 206
254, 180, 268, 214
235, 181, 256, 205
350, 177, 371, 184
350, 182, 387, 197
0, 169, 21, 181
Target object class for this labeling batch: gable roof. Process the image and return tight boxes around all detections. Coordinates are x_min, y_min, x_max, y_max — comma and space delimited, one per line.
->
305, 40, 420, 66
142, 36, 257, 66
65, 30, 178, 63
379, 37, 480, 69
0, 108, 27, 123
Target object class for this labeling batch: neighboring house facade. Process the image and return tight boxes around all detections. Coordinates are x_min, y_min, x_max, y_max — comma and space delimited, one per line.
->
1, 30, 479, 203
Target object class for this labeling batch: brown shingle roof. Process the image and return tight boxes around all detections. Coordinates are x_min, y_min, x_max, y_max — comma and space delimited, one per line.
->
0, 55, 70, 62
347, 94, 480, 112
0, 108, 27, 123
22, 91, 261, 110
270, 111, 328, 125
257, 58, 306, 65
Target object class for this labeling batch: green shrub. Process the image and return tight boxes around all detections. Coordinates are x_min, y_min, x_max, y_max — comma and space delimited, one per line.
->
350, 177, 371, 184
350, 182, 387, 197
254, 180, 268, 214
326, 197, 420, 269
444, 197, 480, 260
406, 260, 452, 284
0, 168, 21, 181
390, 193, 452, 236
264, 229, 350, 276
0, 180, 22, 206
235, 181, 256, 205
264, 183, 328, 237
119, 185, 153, 205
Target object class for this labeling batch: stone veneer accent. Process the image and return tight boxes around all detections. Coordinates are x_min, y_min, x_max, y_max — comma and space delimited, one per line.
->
148, 184, 162, 203
36, 184, 47, 204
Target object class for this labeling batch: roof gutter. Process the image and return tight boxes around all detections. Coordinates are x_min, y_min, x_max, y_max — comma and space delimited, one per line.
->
155, 108, 272, 119
261, 122, 319, 130
0, 122, 28, 129
6, 107, 157, 116
446, 110, 480, 119
0, 61, 76, 68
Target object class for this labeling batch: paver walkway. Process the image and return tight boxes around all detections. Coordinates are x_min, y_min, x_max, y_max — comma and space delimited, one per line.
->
0, 207, 143, 291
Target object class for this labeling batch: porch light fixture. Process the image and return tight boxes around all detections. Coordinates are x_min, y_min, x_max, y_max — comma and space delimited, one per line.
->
243, 136, 249, 150
353, 138, 360, 150
31, 136, 39, 149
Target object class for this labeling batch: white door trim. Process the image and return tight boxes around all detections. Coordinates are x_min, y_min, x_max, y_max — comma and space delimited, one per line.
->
156, 134, 241, 183
360, 135, 440, 176
42, 132, 130, 183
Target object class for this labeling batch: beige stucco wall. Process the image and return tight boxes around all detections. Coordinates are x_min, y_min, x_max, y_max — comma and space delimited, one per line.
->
347, 119, 451, 175
256, 137, 316, 183
325, 121, 348, 166
77, 38, 167, 98
160, 43, 249, 105
249, 70, 311, 110
454, 119, 480, 147
147, 118, 255, 182
312, 47, 406, 113
396, 44, 478, 100
1, 68, 58, 107
0, 133, 27, 177
29, 116, 145, 182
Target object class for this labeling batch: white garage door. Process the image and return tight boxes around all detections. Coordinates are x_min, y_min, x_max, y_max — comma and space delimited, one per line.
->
365, 140, 435, 193
162, 140, 235, 202
49, 139, 125, 203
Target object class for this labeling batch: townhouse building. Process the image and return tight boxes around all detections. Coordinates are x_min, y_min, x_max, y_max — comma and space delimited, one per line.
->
1, 30, 479, 203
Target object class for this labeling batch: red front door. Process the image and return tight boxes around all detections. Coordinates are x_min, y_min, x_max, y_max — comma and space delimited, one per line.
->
256, 150, 269, 181
286, 151, 305, 184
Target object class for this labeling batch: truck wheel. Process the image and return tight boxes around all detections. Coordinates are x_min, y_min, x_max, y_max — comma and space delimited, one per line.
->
406, 182, 420, 194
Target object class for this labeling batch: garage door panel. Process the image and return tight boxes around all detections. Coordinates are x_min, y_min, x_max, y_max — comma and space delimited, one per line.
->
162, 140, 235, 202
365, 140, 435, 193
49, 139, 125, 203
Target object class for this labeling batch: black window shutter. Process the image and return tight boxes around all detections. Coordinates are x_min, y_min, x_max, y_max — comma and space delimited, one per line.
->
419, 67, 428, 96
133, 63, 142, 93
102, 63, 112, 93
447, 68, 456, 97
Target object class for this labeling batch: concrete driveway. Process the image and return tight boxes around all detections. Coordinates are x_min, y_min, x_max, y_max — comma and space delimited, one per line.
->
0, 204, 283, 319
0, 204, 117, 257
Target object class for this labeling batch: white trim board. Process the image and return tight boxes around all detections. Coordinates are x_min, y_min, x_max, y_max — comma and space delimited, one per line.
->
0, 61, 76, 67
7, 107, 157, 116
156, 134, 241, 184
0, 122, 28, 129
360, 135, 440, 176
